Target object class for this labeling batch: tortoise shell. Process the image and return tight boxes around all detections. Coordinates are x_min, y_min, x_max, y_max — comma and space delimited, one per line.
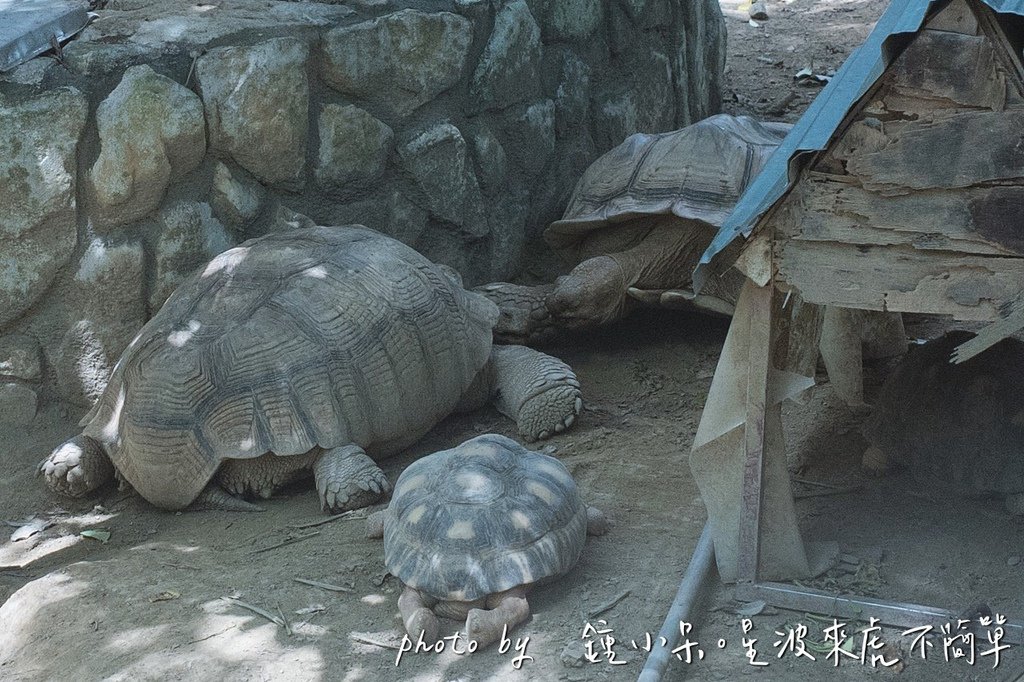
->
383, 434, 588, 601
863, 331, 1024, 497
81, 226, 499, 509
545, 114, 791, 252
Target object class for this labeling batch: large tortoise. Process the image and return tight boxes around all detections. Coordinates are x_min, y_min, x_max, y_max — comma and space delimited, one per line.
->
862, 330, 1024, 515
478, 114, 792, 343
366, 433, 607, 647
38, 226, 582, 513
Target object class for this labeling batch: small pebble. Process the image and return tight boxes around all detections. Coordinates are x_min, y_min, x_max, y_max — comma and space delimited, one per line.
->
1009, 556, 1021, 567
560, 641, 587, 668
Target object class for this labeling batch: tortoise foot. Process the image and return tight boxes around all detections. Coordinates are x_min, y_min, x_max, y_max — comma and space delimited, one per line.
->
490, 345, 581, 442
465, 589, 530, 649
190, 484, 265, 512
399, 587, 439, 644
38, 435, 114, 498
315, 445, 390, 514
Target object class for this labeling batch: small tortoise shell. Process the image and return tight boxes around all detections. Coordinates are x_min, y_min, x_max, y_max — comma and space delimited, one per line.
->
383, 434, 588, 601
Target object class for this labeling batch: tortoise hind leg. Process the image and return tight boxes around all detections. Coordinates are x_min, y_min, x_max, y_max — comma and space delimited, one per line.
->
314, 445, 390, 513
465, 587, 530, 648
38, 435, 115, 498
487, 345, 581, 441
399, 586, 439, 644
190, 484, 265, 512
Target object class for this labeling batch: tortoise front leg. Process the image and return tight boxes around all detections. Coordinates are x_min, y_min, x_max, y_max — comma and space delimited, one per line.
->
38, 435, 115, 498
487, 345, 581, 441
465, 587, 530, 648
399, 586, 439, 644
474, 282, 556, 345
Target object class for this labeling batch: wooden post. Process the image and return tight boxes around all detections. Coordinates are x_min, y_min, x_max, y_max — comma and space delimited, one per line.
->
737, 283, 773, 584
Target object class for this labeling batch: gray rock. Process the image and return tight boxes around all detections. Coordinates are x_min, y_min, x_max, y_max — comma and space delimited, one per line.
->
551, 49, 591, 137
53, 320, 114, 407
210, 162, 265, 231
467, 125, 508, 196
315, 104, 394, 186
386, 190, 429, 246
0, 88, 87, 329
265, 204, 318, 234
198, 37, 309, 188
398, 123, 488, 237
89, 65, 206, 229
498, 99, 555, 175
592, 51, 674, 149
749, 2, 769, 20
51, 238, 147, 406
0, 335, 42, 382
546, 0, 603, 40
487, 190, 528, 280
620, 0, 672, 27
470, 0, 542, 111
150, 202, 235, 311
0, 382, 37, 426
320, 10, 472, 118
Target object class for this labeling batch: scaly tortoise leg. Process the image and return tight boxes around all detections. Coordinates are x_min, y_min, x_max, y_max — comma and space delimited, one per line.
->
399, 586, 440, 644
38, 435, 115, 498
315, 445, 390, 514
488, 345, 582, 441
465, 587, 530, 648
474, 282, 556, 345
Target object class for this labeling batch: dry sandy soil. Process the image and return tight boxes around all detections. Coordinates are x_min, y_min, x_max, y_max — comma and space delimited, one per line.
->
3, 1, 1024, 681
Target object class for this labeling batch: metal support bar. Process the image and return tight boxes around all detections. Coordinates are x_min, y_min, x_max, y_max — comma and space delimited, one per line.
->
638, 522, 715, 682
736, 581, 1024, 646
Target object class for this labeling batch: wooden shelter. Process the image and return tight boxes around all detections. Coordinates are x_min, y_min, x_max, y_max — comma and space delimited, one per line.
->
688, 0, 1024, 638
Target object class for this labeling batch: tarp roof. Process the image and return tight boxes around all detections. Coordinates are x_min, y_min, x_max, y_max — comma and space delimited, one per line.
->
692, 0, 1024, 291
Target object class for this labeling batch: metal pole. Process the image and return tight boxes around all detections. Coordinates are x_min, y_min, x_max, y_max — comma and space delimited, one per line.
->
638, 521, 715, 682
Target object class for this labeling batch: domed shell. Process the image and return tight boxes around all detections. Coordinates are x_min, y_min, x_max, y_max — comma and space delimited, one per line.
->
383, 434, 588, 601
545, 114, 791, 251
81, 226, 499, 509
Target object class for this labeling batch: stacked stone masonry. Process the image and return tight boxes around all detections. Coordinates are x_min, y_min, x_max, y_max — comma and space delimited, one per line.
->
0, 0, 724, 417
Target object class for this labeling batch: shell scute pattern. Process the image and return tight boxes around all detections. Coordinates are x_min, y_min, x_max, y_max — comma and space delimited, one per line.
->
384, 434, 588, 601
547, 114, 792, 247
81, 226, 496, 509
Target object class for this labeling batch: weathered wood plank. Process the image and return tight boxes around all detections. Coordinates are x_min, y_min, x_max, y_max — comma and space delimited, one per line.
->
925, 0, 978, 35
783, 174, 1024, 256
951, 291, 1024, 362
887, 30, 1004, 111
775, 241, 1024, 320
846, 110, 1024, 193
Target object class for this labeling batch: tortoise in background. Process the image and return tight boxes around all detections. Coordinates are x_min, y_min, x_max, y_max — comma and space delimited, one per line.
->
862, 330, 1024, 514
38, 226, 582, 513
366, 433, 607, 647
478, 114, 792, 343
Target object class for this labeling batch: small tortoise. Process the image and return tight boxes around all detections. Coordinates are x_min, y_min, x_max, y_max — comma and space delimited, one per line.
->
862, 330, 1024, 515
39, 226, 582, 513
478, 114, 791, 343
366, 433, 607, 647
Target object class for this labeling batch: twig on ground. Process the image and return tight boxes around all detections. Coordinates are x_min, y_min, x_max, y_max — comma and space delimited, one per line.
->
588, 590, 631, 619
250, 530, 320, 555
294, 577, 354, 592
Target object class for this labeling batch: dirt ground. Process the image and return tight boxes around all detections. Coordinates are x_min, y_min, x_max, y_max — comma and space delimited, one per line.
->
3, 1, 1024, 681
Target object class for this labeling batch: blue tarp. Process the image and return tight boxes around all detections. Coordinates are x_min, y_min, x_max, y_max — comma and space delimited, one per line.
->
693, 0, 1024, 291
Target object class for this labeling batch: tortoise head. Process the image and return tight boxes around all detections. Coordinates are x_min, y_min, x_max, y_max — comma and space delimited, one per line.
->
545, 255, 630, 329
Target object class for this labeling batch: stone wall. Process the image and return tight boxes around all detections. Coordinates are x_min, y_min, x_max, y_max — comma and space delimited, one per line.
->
0, 0, 725, 418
